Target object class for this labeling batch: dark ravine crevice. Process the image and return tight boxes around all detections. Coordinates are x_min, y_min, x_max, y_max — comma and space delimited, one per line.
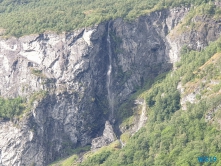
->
68, 29, 85, 47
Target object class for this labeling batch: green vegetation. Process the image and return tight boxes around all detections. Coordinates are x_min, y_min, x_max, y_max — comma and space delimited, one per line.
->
0, 97, 25, 120
0, 0, 217, 37
31, 68, 54, 84
78, 37, 221, 166
25, 90, 48, 113
50, 141, 121, 166
50, 146, 90, 166
116, 74, 156, 124
31, 68, 45, 78
50, 155, 78, 166
164, 2, 221, 39
189, 4, 221, 27
0, 90, 48, 121
79, 140, 121, 166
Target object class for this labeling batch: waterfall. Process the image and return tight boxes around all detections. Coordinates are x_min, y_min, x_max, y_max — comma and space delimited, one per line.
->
136, 100, 147, 132
119, 139, 125, 148
107, 22, 114, 121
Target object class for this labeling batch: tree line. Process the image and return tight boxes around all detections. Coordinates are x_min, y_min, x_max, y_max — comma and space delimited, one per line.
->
0, 0, 218, 37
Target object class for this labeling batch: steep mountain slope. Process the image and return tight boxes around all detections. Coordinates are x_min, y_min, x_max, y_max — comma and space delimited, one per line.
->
52, 4, 221, 166
0, 1, 221, 166
77, 38, 221, 166
0, 6, 185, 166
51, 46, 221, 165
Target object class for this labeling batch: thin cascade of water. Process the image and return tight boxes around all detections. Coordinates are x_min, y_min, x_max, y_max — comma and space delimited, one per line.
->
119, 139, 125, 148
106, 22, 114, 121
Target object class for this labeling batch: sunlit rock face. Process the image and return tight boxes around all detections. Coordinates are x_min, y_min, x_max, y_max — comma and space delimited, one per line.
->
0, 6, 220, 166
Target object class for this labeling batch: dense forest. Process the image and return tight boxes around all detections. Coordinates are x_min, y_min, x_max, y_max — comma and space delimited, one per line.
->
0, 0, 217, 37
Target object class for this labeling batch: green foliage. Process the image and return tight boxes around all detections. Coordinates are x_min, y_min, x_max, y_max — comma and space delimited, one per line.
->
30, 69, 50, 82
49, 154, 78, 166
24, 90, 48, 113
50, 145, 90, 165
79, 141, 121, 166
0, 97, 25, 120
0, 0, 215, 37
85, 151, 112, 165
31, 68, 43, 77
0, 90, 48, 121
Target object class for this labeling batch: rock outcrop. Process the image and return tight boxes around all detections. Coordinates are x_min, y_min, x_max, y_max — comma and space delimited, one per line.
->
0, 6, 221, 166
91, 121, 116, 150
168, 11, 221, 64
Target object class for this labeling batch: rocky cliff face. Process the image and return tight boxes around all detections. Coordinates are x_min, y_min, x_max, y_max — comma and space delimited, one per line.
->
0, 6, 220, 166
168, 10, 221, 64
91, 121, 116, 150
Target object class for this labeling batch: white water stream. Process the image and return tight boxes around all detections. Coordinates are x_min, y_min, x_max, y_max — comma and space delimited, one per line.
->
107, 23, 114, 121
119, 139, 125, 148
106, 23, 125, 149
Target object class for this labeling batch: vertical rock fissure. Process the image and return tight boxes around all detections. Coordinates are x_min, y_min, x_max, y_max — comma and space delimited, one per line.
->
107, 22, 114, 122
